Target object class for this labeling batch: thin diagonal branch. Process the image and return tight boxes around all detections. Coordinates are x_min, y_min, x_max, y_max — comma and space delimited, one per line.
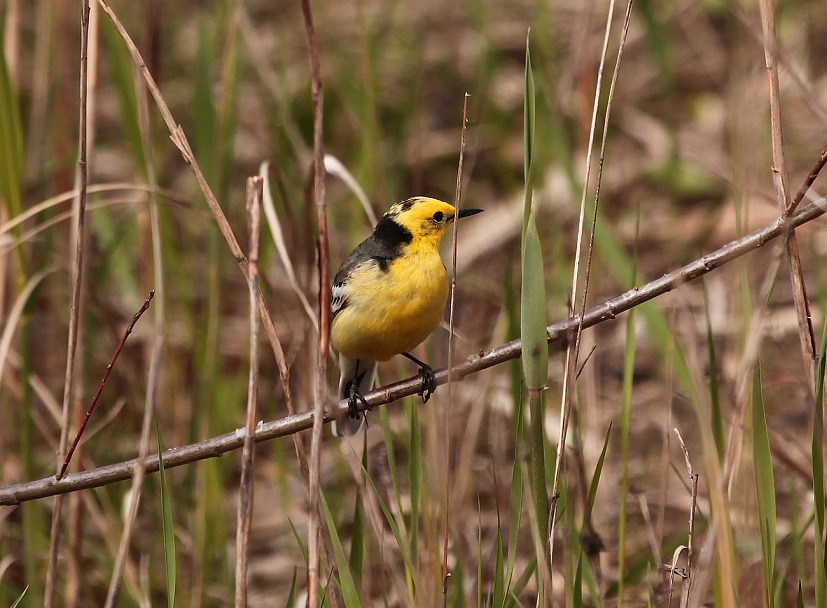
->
95, 0, 294, 420
3, 193, 826, 507
59, 292, 154, 480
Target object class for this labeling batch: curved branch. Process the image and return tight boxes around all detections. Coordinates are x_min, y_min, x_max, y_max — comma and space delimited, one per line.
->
1, 196, 825, 506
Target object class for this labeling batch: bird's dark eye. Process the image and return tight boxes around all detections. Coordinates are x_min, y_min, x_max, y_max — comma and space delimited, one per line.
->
432, 211, 444, 223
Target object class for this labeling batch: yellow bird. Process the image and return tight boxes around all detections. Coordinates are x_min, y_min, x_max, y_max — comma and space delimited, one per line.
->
331, 197, 483, 435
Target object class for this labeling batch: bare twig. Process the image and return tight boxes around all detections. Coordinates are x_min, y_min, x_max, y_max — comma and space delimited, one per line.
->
59, 292, 155, 480
67, 7, 107, 599
235, 177, 263, 608
790, 149, 827, 215
100, 294, 158, 608
759, 0, 791, 213
299, 0, 329, 605
45, 2, 91, 603
4, 193, 827, 506
104, 59, 169, 606
443, 92, 470, 604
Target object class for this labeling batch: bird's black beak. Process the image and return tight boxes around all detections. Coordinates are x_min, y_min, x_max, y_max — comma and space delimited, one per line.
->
457, 208, 483, 219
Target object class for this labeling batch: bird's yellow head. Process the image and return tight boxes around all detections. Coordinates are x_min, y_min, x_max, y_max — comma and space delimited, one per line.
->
384, 197, 482, 249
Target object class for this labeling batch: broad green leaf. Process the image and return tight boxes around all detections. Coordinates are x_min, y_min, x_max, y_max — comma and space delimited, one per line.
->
520, 214, 548, 389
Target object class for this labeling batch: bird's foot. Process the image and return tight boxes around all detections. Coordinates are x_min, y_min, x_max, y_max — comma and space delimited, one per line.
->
417, 365, 437, 403
402, 352, 437, 403
348, 383, 371, 419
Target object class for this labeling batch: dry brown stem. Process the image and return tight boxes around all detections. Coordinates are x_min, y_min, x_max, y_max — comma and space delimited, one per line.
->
759, 0, 816, 393
235, 177, 263, 607
442, 92, 470, 604
299, 0, 330, 603
95, 0, 294, 420
45, 1, 91, 603
549, 0, 634, 587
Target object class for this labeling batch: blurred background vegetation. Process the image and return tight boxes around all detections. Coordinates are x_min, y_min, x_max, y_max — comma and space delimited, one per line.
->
1, 0, 827, 606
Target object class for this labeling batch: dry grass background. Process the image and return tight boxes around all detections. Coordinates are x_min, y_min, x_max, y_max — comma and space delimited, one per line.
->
1, 0, 827, 606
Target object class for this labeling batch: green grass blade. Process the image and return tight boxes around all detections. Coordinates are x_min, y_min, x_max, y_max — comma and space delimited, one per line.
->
635, 0, 675, 90
703, 281, 725, 461
359, 461, 417, 591
284, 568, 298, 608
521, 213, 548, 390
0, 31, 23, 219
215, 20, 240, 201
505, 272, 524, 433
348, 450, 366, 595
503, 409, 524, 605
618, 216, 639, 606
193, 20, 218, 184
507, 555, 536, 607
573, 554, 582, 608
814, 311, 827, 608
320, 490, 363, 608
521, 213, 549, 549
773, 558, 788, 608
478, 506, 484, 607
379, 405, 401, 501
522, 33, 535, 238
156, 424, 176, 608
10, 586, 28, 608
491, 497, 505, 608
752, 366, 776, 607
288, 517, 309, 561
407, 398, 422, 568
588, 423, 612, 516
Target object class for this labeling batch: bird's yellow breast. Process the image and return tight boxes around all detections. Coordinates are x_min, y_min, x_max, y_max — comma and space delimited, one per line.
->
331, 244, 448, 361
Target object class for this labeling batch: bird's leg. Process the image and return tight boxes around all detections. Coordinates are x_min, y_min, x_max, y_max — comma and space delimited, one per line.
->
347, 360, 372, 419
402, 352, 437, 403
347, 383, 371, 418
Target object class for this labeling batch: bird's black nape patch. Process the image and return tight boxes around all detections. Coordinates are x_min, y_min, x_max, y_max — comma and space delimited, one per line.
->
373, 216, 413, 250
